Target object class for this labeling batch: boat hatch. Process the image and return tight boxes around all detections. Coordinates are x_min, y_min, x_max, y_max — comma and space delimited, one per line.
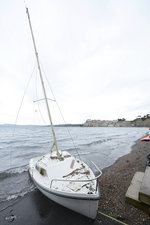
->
36, 164, 47, 176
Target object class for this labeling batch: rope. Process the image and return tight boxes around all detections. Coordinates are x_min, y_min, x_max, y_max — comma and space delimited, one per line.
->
97, 211, 128, 225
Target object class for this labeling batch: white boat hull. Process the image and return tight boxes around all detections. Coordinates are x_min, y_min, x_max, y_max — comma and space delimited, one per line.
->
35, 180, 99, 219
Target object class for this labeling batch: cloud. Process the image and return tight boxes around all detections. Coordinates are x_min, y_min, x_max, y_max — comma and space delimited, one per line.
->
0, 0, 150, 124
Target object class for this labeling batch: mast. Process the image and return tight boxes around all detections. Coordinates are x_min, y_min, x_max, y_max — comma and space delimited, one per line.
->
26, 7, 61, 159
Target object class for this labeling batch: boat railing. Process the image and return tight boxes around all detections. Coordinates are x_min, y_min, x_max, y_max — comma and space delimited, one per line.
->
50, 161, 102, 191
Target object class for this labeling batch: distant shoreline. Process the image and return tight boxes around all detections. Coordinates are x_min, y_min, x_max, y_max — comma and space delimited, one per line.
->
54, 124, 82, 127
1, 117, 150, 128
0, 124, 82, 127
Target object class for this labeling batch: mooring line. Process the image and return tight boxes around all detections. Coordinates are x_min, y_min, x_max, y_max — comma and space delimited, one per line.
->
97, 211, 128, 225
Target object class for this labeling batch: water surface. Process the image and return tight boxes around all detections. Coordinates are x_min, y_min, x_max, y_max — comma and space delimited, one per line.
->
0, 125, 147, 203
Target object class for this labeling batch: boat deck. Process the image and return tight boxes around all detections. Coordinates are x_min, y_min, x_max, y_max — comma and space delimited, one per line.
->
30, 151, 99, 195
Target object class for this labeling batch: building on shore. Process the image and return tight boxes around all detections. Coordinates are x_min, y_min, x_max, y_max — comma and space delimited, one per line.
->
82, 118, 150, 127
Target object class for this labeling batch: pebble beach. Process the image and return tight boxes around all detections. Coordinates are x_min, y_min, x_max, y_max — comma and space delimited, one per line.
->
98, 138, 150, 224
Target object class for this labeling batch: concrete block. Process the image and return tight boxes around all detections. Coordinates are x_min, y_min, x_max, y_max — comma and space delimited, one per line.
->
125, 172, 150, 214
139, 166, 150, 206
125, 172, 144, 204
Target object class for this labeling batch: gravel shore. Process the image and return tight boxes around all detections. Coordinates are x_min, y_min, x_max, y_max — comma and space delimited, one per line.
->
97, 138, 150, 225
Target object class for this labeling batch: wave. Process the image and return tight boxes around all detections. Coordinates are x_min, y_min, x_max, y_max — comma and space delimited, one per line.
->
74, 151, 91, 156
0, 165, 28, 180
56, 137, 72, 142
64, 147, 80, 152
15, 145, 43, 149
0, 138, 32, 145
6, 185, 36, 202
0, 165, 35, 203
80, 138, 112, 147
0, 179, 36, 203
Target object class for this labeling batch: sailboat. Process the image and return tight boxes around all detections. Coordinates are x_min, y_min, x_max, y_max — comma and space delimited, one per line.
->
26, 7, 102, 219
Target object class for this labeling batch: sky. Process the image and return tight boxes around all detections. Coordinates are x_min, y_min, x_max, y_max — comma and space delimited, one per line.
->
0, 0, 150, 125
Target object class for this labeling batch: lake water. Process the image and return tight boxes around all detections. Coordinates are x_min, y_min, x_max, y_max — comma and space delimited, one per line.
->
0, 125, 147, 203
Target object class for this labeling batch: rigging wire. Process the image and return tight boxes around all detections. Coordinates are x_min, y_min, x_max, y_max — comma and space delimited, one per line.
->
34, 67, 55, 152
10, 65, 36, 170
39, 61, 81, 159
13, 66, 36, 129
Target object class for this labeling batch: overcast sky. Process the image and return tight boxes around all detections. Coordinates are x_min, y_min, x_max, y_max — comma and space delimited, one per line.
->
0, 0, 150, 125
